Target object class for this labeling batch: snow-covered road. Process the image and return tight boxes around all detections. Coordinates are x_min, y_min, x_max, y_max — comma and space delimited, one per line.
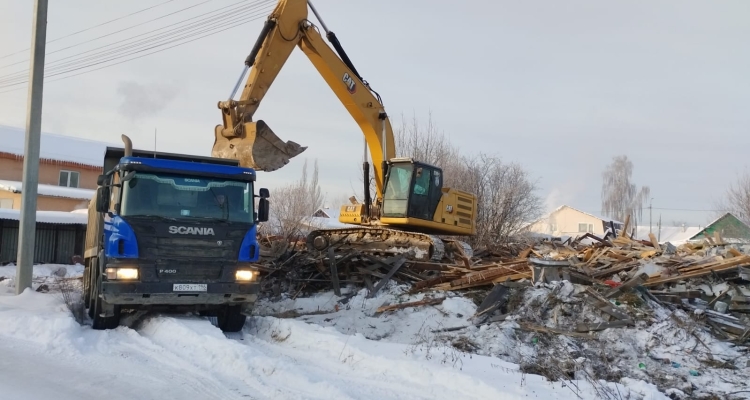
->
0, 264, 671, 400
0, 289, 670, 400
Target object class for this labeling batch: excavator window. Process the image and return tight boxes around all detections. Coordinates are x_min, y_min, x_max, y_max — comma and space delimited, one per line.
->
383, 162, 444, 221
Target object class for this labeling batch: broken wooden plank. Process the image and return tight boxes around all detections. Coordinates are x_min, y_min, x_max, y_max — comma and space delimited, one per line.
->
376, 297, 445, 313
367, 256, 407, 298
516, 322, 597, 339
603, 272, 648, 298
328, 247, 341, 296
575, 320, 632, 332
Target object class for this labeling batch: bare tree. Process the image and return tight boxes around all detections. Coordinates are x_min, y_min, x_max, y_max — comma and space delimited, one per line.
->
451, 154, 544, 248
258, 159, 324, 255
715, 170, 750, 225
394, 110, 461, 168
601, 155, 651, 229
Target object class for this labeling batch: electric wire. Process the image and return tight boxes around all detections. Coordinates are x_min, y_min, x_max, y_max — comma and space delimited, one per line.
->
0, 10, 273, 95
0, 0, 217, 69
0, 0, 273, 86
0, 0, 178, 60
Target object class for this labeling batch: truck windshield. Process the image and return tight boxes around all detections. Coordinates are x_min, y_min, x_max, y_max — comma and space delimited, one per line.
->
119, 172, 254, 223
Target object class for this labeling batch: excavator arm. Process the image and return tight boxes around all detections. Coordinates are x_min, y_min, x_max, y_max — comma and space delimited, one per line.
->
212, 0, 395, 198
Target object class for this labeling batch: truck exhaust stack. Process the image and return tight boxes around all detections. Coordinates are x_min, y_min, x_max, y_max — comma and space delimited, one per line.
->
121, 134, 133, 157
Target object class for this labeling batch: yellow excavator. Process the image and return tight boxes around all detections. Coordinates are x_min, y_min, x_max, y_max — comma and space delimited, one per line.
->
211, 0, 477, 261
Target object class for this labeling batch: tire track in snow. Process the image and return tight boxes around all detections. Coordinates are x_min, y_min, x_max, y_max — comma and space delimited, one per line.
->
135, 314, 571, 400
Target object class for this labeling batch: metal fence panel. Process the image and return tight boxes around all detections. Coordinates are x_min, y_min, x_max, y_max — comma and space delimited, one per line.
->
0, 225, 19, 264
0, 219, 86, 265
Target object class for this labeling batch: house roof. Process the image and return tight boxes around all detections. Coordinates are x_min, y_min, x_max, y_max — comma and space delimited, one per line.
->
689, 212, 750, 241
553, 205, 624, 224
0, 208, 88, 225
0, 124, 115, 168
0, 179, 95, 201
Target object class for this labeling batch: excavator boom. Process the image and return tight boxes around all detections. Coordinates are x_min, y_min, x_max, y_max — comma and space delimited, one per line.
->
212, 0, 477, 262
212, 0, 393, 197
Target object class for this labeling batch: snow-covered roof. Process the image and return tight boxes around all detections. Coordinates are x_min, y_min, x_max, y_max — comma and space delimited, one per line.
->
313, 206, 342, 219
0, 179, 95, 200
0, 208, 88, 225
0, 124, 115, 168
553, 205, 623, 224
526, 204, 624, 228
634, 225, 702, 245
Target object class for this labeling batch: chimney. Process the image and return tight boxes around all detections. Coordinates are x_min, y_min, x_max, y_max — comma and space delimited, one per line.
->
682, 223, 685, 232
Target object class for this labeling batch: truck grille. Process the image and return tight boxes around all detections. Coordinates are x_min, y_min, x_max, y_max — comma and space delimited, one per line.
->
155, 260, 223, 282
141, 237, 236, 259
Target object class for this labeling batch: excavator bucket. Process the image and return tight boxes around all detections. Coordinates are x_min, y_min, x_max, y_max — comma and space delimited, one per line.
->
212, 120, 307, 171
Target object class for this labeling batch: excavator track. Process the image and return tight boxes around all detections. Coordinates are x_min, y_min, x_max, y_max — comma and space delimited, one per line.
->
305, 226, 473, 263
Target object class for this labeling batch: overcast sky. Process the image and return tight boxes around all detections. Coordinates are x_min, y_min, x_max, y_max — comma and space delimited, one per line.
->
1, 0, 748, 227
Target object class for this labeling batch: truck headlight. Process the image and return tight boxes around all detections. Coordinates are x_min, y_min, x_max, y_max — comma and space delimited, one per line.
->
105, 267, 139, 280
235, 269, 257, 282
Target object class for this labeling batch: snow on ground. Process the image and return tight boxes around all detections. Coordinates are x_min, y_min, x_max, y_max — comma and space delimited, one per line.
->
0, 265, 673, 400
254, 282, 750, 399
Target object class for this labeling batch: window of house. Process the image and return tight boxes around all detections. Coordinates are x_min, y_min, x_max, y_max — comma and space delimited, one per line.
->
578, 223, 593, 233
0, 199, 12, 209
59, 170, 80, 188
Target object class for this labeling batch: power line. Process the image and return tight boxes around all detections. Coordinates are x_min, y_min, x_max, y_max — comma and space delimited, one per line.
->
0, 0, 179, 60
0, 0, 217, 68
0, 0, 273, 86
0, 9, 273, 95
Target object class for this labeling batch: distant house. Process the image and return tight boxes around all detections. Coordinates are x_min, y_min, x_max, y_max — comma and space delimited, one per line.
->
633, 213, 750, 245
0, 125, 113, 212
312, 206, 341, 219
689, 213, 750, 243
524, 205, 625, 238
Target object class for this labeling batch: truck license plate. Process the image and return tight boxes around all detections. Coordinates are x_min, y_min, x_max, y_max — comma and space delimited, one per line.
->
173, 284, 207, 292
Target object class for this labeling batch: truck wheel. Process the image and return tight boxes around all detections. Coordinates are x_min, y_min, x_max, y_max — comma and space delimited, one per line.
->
83, 262, 92, 306
217, 305, 246, 333
90, 273, 121, 330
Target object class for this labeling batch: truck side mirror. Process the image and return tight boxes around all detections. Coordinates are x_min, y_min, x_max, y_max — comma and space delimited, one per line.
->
259, 188, 270, 198
97, 174, 108, 186
96, 187, 110, 213
257, 198, 269, 222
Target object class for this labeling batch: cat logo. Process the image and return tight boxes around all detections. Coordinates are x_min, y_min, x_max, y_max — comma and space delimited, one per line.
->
446, 205, 454, 213
342, 72, 356, 94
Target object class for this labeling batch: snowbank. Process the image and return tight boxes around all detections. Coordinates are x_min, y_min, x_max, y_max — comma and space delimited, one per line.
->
0, 179, 95, 200
0, 208, 88, 224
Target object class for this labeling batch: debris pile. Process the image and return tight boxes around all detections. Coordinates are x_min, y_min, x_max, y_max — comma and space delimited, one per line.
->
254, 227, 750, 399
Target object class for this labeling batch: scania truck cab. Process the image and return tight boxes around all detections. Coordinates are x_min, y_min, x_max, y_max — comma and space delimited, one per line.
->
83, 135, 269, 332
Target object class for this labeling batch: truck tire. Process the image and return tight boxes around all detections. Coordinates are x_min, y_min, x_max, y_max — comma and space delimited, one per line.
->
90, 271, 121, 330
217, 305, 246, 333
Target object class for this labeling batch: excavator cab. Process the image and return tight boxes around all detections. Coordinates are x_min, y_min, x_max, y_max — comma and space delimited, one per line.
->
381, 158, 444, 222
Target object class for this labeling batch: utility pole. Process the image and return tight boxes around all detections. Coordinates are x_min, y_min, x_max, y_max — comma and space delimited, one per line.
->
658, 214, 662, 242
649, 198, 653, 234
15, 0, 49, 295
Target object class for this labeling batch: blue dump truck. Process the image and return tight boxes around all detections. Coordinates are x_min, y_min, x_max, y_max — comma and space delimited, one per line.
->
83, 135, 269, 332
